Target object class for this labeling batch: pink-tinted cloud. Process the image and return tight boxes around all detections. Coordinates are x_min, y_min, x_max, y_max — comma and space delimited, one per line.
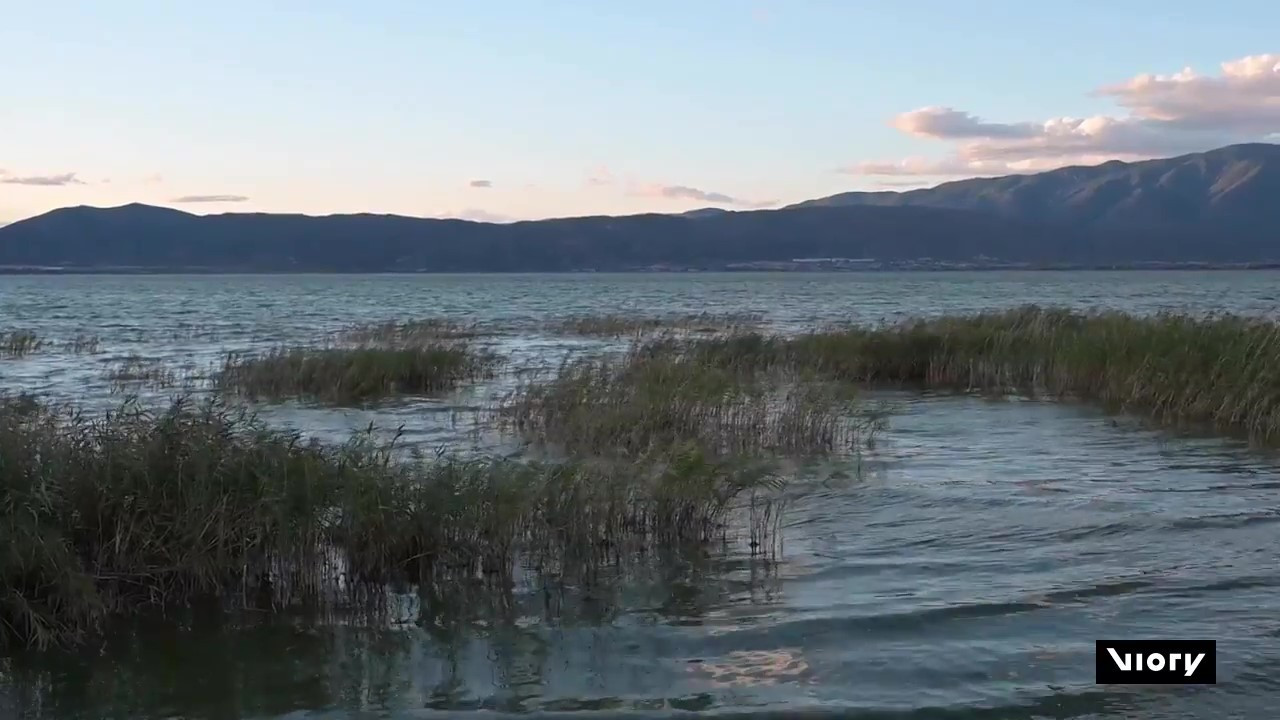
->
892, 107, 1038, 140
631, 183, 776, 209
172, 194, 249, 203
1, 172, 85, 186
853, 53, 1280, 177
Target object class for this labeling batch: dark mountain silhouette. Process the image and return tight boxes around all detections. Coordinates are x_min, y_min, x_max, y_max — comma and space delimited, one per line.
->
2, 144, 1279, 272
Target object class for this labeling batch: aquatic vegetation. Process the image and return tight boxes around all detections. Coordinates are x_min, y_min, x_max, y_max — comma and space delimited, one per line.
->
62, 334, 102, 354
0, 330, 42, 357
0, 396, 786, 649
337, 317, 490, 346
0, 395, 396, 649
215, 344, 501, 404
549, 312, 765, 338
105, 355, 181, 391
674, 306, 1280, 444
500, 339, 885, 457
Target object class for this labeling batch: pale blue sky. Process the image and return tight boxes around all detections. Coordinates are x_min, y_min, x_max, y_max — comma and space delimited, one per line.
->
2, 0, 1278, 224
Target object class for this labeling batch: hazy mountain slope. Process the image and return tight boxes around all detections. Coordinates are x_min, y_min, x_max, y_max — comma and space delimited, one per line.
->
791, 143, 1280, 229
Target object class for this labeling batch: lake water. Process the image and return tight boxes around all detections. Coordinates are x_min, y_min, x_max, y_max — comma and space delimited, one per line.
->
3, 271, 1280, 719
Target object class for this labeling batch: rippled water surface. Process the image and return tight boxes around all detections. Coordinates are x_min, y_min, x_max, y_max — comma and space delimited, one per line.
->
3, 272, 1280, 719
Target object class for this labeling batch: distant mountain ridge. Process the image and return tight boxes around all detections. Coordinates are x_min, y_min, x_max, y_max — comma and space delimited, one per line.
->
789, 143, 1280, 229
2, 144, 1279, 272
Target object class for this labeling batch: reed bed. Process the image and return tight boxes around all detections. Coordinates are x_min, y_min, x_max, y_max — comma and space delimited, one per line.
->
0, 396, 785, 649
500, 339, 885, 457
215, 343, 500, 404
1, 330, 42, 357
549, 312, 765, 338
667, 306, 1280, 444
337, 318, 490, 346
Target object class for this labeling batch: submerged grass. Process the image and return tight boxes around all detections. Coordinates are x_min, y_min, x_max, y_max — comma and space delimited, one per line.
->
105, 355, 183, 392
62, 334, 102, 354
1, 331, 42, 358
0, 396, 784, 649
215, 344, 500, 404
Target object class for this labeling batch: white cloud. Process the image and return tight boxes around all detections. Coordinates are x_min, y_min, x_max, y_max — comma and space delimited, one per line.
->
853, 53, 1280, 177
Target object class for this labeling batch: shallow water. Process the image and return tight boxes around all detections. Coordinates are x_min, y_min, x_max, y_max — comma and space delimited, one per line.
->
3, 271, 1280, 719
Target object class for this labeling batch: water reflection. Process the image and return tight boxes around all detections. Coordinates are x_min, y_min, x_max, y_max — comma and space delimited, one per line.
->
6, 544, 792, 718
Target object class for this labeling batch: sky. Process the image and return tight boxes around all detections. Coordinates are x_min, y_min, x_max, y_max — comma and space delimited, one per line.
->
2, 0, 1279, 225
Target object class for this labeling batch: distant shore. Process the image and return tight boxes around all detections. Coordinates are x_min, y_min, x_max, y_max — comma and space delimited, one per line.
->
3, 262, 1280, 275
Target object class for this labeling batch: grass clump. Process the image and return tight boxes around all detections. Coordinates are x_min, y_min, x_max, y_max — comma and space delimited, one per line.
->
0, 395, 785, 650
63, 334, 102, 354
105, 355, 181, 392
550, 312, 764, 338
669, 306, 1280, 444
500, 338, 884, 457
343, 445, 782, 585
1, 330, 42, 357
560, 305, 1280, 445
0, 396, 395, 649
823, 306, 1280, 443
215, 344, 500, 404
338, 318, 489, 346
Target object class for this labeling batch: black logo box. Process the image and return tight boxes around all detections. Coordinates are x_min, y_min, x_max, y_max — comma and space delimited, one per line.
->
1096, 640, 1216, 684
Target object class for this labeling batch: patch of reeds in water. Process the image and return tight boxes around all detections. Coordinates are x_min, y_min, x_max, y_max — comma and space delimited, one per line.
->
549, 312, 765, 338
105, 355, 185, 392
1, 330, 42, 358
0, 395, 785, 649
337, 318, 490, 346
215, 343, 500, 404
62, 334, 102, 354
499, 337, 886, 457
672, 306, 1280, 444
851, 306, 1280, 443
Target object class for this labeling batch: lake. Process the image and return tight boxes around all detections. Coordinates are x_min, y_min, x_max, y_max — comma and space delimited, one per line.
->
3, 271, 1280, 719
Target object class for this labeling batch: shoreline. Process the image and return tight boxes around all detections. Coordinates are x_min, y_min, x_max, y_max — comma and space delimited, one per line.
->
4, 263, 1280, 276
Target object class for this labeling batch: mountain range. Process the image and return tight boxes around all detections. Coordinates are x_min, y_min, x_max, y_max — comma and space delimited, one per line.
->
3, 143, 1278, 272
